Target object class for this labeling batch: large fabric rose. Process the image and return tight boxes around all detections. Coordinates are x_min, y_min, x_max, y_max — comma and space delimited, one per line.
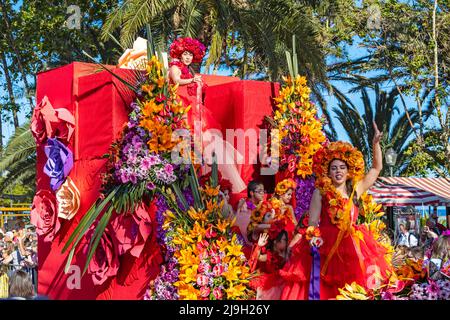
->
30, 190, 61, 242
44, 138, 74, 191
86, 226, 120, 286
110, 203, 153, 258
30, 95, 75, 145
56, 176, 80, 220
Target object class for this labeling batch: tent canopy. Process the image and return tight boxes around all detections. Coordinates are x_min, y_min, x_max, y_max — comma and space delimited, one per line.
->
368, 177, 450, 207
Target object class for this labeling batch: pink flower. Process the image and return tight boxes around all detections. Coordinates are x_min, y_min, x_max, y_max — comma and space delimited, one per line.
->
86, 226, 119, 286
30, 190, 60, 242
213, 288, 223, 299
155, 94, 167, 103
205, 226, 217, 239
200, 286, 210, 298
196, 239, 209, 251
196, 274, 209, 287
164, 164, 174, 175
210, 255, 221, 264
198, 263, 210, 274
31, 96, 75, 145
213, 264, 224, 277
199, 251, 209, 260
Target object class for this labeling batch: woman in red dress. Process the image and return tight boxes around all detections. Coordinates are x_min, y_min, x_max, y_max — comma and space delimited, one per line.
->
168, 37, 246, 193
280, 122, 392, 300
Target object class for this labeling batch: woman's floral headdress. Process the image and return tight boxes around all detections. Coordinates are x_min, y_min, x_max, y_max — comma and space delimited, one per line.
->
169, 37, 206, 63
275, 178, 297, 195
313, 141, 365, 183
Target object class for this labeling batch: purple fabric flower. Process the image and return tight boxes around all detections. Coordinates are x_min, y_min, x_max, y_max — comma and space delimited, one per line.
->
43, 138, 73, 191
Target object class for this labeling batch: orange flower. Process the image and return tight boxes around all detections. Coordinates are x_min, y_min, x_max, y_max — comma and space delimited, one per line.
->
147, 122, 176, 153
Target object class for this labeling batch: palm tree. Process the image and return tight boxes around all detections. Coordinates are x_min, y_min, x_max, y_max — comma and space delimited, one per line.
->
0, 122, 36, 194
100, 0, 331, 85
331, 82, 422, 177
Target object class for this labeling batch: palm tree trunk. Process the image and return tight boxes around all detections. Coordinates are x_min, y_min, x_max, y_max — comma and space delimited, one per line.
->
0, 0, 34, 107
0, 51, 19, 128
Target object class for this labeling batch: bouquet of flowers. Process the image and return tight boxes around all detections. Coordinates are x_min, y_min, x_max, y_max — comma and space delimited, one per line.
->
62, 53, 191, 274
147, 168, 255, 300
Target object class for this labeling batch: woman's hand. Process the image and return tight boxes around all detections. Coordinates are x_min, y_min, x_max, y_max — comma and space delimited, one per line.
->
258, 233, 269, 247
372, 121, 382, 145
193, 74, 202, 83
310, 236, 324, 248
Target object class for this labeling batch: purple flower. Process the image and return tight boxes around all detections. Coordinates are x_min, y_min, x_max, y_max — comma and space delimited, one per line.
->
146, 182, 156, 190
294, 176, 315, 222
44, 138, 73, 191
164, 163, 174, 175
427, 281, 440, 295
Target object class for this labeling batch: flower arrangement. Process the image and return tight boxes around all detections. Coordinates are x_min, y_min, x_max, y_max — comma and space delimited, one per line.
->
268, 76, 327, 179
62, 54, 192, 275
149, 177, 255, 300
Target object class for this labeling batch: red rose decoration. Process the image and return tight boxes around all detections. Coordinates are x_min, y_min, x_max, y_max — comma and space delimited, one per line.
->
110, 203, 153, 258
30, 190, 61, 243
86, 226, 120, 286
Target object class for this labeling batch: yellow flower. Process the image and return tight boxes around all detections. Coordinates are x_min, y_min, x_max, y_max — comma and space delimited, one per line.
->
225, 283, 247, 299
226, 243, 243, 257
203, 185, 220, 197
178, 284, 200, 300
179, 265, 198, 284
216, 219, 229, 234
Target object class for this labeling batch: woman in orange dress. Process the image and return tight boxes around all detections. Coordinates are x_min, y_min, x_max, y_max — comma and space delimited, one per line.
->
280, 122, 392, 300
168, 37, 246, 193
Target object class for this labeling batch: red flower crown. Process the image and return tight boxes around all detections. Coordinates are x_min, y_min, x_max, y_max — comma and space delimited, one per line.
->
169, 37, 206, 63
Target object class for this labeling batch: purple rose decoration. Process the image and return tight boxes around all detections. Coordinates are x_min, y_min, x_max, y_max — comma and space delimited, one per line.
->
44, 138, 73, 191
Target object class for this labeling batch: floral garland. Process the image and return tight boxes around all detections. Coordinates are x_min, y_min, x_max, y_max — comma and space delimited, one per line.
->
269, 75, 327, 178
312, 141, 365, 228
148, 184, 255, 300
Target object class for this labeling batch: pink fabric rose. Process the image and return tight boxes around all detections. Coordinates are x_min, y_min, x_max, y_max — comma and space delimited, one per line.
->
110, 203, 153, 258
31, 95, 75, 145
30, 190, 60, 242
86, 226, 120, 286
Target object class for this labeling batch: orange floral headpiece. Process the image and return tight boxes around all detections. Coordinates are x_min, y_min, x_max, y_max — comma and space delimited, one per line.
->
312, 141, 365, 183
275, 178, 297, 195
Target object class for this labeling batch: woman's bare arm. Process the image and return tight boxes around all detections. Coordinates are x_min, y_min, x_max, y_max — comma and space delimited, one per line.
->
357, 121, 383, 197
308, 189, 322, 227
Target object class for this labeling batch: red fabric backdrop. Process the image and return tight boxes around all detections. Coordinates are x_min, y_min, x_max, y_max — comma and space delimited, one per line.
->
35, 63, 278, 299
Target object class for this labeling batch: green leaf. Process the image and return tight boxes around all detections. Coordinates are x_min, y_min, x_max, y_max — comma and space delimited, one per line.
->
82, 50, 139, 93
83, 205, 114, 275
211, 152, 218, 188
63, 188, 118, 272
172, 182, 188, 211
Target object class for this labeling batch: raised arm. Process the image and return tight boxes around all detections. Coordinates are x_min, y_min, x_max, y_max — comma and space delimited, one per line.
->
308, 189, 322, 227
357, 121, 383, 197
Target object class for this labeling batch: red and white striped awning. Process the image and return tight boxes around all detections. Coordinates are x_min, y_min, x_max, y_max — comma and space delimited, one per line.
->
368, 177, 450, 207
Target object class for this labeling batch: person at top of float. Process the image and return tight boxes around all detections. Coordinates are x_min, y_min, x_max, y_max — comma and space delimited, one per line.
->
168, 37, 246, 194
280, 121, 392, 300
